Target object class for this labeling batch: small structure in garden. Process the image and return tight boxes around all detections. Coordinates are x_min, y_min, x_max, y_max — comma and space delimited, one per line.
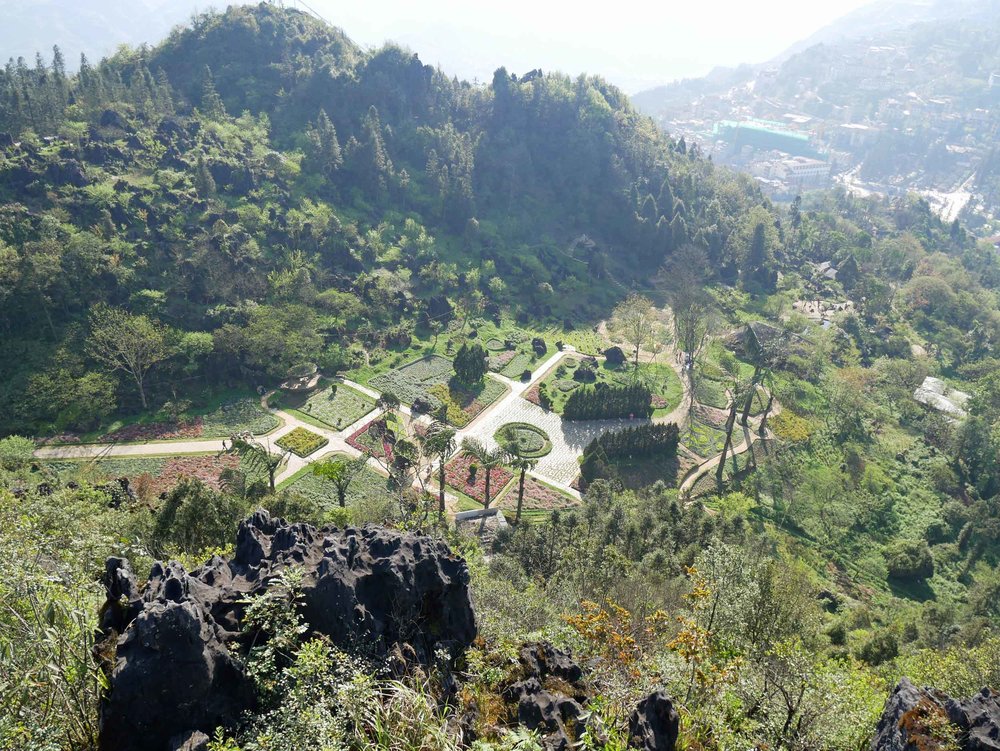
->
280, 363, 321, 393
454, 507, 508, 545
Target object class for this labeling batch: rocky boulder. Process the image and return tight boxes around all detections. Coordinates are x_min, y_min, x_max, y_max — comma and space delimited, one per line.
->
97, 511, 476, 751
872, 678, 1000, 751
629, 690, 680, 751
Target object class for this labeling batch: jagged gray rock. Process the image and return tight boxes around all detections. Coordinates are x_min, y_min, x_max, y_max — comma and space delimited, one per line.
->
629, 690, 680, 751
871, 678, 1000, 751
97, 510, 476, 751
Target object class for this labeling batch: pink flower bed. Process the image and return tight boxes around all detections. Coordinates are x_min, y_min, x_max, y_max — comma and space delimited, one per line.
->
445, 453, 513, 506
100, 418, 204, 442
523, 384, 542, 407
651, 394, 669, 409
488, 351, 518, 369
499, 476, 577, 511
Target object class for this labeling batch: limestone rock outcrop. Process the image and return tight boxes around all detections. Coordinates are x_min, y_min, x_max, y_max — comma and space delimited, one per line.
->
871, 678, 1000, 751
97, 511, 476, 751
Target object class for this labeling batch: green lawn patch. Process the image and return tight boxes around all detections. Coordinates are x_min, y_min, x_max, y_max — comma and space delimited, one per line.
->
695, 377, 730, 410
200, 398, 280, 437
276, 427, 329, 457
369, 355, 454, 404
278, 455, 395, 507
680, 419, 729, 458
285, 383, 375, 431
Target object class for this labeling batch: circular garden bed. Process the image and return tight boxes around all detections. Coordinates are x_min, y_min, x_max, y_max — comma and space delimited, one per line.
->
494, 422, 553, 458
555, 379, 579, 393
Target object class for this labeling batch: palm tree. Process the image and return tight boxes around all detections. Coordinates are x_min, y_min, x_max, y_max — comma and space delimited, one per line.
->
498, 425, 536, 525
225, 433, 287, 492
421, 421, 457, 520
461, 437, 506, 509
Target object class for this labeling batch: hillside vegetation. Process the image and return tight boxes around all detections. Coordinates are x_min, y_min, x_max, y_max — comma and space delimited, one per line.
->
4, 5, 1000, 751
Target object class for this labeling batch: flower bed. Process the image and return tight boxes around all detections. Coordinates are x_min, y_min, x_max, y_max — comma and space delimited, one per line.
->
346, 417, 393, 458
499, 353, 533, 379
100, 419, 204, 442
486, 337, 507, 351
523, 384, 542, 407
369, 355, 453, 405
488, 350, 518, 371
45, 453, 251, 494
445, 453, 513, 506
426, 378, 507, 428
276, 427, 329, 457
499, 476, 577, 511
295, 384, 375, 430
494, 422, 552, 458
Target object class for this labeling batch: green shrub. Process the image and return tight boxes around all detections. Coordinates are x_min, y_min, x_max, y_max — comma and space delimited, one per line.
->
885, 539, 935, 581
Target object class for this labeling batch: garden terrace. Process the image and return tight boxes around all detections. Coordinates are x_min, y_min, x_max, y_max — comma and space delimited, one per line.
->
277, 454, 396, 510
92, 398, 279, 443
43, 452, 264, 494
535, 357, 682, 418
368, 354, 508, 428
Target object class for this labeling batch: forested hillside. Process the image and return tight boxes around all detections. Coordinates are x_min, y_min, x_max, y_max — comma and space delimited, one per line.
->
6, 5, 1000, 751
0, 3, 771, 437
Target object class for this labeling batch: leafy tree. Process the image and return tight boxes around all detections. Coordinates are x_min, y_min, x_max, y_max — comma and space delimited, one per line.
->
151, 477, 248, 556
453, 343, 487, 385
0, 435, 35, 470
86, 305, 170, 410
498, 425, 537, 525
225, 434, 287, 492
312, 455, 368, 508
420, 420, 456, 520
608, 293, 660, 370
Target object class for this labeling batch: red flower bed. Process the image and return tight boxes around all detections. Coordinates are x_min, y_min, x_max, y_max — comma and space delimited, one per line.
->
523, 385, 542, 407
445, 453, 513, 506
150, 454, 242, 493
346, 418, 393, 458
100, 418, 204, 442
37, 433, 81, 445
651, 394, 669, 409
499, 476, 577, 511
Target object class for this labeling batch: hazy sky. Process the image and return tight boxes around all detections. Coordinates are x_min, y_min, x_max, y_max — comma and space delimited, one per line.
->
299, 0, 878, 92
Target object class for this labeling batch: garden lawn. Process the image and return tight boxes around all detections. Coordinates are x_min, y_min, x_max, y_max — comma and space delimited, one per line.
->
539, 359, 682, 417
680, 419, 730, 459
287, 384, 374, 431
276, 427, 329, 458
445, 453, 513, 506
369, 355, 453, 405
278, 455, 395, 508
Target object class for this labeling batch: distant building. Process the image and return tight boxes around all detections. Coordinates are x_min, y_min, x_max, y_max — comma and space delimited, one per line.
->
713, 119, 821, 159
774, 156, 830, 185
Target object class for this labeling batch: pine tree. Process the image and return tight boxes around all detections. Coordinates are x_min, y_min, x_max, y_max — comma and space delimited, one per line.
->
195, 154, 216, 198
200, 66, 225, 120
